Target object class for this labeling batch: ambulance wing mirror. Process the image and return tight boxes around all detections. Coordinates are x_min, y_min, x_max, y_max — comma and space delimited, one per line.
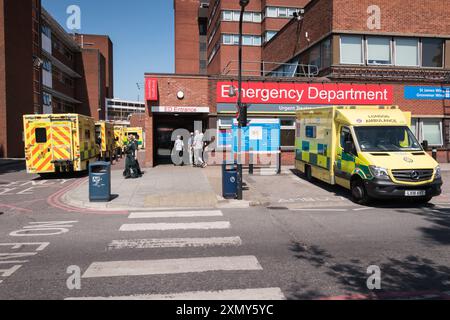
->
344, 141, 354, 154
421, 140, 429, 151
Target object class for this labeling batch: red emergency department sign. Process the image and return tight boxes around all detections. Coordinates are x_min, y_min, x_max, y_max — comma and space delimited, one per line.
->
217, 82, 394, 105
145, 78, 158, 101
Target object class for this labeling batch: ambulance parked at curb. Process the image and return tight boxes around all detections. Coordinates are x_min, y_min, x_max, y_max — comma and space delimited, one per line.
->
114, 125, 125, 157
23, 114, 99, 176
295, 106, 442, 204
95, 121, 115, 162
124, 127, 144, 149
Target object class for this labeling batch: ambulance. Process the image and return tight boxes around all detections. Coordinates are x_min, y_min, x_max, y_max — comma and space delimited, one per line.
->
23, 114, 99, 176
124, 127, 144, 149
114, 125, 125, 157
295, 106, 442, 204
95, 121, 115, 161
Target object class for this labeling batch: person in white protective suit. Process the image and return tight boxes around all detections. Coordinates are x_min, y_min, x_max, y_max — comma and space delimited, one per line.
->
193, 130, 206, 168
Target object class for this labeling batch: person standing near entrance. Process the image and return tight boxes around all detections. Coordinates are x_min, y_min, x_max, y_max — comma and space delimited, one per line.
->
193, 130, 206, 168
174, 135, 184, 166
188, 132, 194, 166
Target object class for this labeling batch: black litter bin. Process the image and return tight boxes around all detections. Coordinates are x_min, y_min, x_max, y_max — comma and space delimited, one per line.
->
89, 162, 111, 202
222, 162, 238, 199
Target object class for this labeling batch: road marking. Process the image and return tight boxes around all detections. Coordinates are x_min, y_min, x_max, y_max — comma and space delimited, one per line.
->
66, 287, 285, 300
291, 208, 348, 212
352, 207, 373, 211
82, 256, 262, 278
120, 221, 231, 231
108, 237, 242, 250
128, 210, 223, 219
0, 204, 33, 213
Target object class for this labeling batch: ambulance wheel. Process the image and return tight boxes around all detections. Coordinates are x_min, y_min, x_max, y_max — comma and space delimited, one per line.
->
305, 165, 313, 182
351, 178, 371, 205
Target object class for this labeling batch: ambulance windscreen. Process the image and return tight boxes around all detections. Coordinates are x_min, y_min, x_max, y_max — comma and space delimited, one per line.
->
354, 126, 422, 152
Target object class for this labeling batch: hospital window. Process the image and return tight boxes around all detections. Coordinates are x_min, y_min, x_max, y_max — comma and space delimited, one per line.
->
340, 36, 444, 68
340, 35, 364, 64
222, 34, 261, 46
265, 7, 302, 18
422, 38, 444, 68
366, 36, 392, 65
395, 38, 419, 67
222, 10, 261, 23
411, 118, 443, 146
265, 31, 277, 43
281, 119, 295, 148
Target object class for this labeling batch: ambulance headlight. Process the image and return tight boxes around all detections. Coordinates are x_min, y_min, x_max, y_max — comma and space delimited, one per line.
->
370, 166, 390, 180
435, 166, 441, 179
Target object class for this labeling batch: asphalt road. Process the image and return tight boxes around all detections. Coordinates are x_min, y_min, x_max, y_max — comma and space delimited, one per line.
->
0, 166, 449, 300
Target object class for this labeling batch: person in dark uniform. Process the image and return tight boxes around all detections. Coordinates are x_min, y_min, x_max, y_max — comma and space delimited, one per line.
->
123, 134, 138, 179
132, 134, 143, 177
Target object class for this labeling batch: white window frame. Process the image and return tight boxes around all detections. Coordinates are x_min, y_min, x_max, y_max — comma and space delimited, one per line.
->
222, 10, 233, 21
340, 35, 364, 65
243, 12, 253, 22
222, 34, 232, 45
278, 7, 288, 17
365, 36, 393, 66
419, 118, 444, 147
394, 37, 420, 67
266, 7, 278, 18
253, 12, 262, 23
242, 35, 253, 46
265, 31, 277, 43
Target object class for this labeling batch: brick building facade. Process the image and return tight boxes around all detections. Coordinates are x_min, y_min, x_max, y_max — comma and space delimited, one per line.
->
0, 0, 114, 158
143, 0, 450, 167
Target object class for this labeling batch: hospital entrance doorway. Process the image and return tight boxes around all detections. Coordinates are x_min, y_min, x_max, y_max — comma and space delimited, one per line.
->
154, 113, 208, 165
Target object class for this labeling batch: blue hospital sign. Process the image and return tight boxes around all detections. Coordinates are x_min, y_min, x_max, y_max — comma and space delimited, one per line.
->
232, 119, 281, 153
404, 86, 450, 100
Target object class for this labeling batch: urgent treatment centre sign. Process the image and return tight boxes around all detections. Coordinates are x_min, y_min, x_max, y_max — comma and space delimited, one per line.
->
217, 82, 394, 105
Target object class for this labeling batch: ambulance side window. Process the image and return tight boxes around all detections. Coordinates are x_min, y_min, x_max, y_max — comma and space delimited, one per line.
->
35, 128, 47, 144
340, 127, 357, 155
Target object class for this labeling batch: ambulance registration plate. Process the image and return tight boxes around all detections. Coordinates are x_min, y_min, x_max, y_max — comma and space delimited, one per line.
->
405, 190, 426, 197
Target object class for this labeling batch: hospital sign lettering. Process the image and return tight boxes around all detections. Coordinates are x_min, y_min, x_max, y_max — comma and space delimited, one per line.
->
217, 82, 394, 105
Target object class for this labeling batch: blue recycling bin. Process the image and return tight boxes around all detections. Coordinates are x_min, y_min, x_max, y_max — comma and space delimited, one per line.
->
89, 162, 111, 202
222, 162, 238, 199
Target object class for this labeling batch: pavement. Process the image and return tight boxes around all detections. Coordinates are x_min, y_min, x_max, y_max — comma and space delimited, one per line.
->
62, 163, 251, 211
1, 156, 450, 300
61, 156, 450, 212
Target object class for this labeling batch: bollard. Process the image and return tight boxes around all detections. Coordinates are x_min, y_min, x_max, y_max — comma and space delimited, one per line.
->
249, 148, 254, 175
277, 148, 282, 175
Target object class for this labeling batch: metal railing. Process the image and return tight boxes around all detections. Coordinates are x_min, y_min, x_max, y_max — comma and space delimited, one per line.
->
222, 60, 320, 78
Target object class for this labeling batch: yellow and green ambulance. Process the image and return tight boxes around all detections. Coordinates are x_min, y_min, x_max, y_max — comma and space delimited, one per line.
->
295, 106, 442, 204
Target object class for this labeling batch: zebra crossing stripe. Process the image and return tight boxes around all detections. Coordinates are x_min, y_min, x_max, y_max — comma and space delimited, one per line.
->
119, 221, 231, 231
66, 287, 285, 300
128, 210, 223, 219
108, 237, 242, 250
82, 256, 262, 278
